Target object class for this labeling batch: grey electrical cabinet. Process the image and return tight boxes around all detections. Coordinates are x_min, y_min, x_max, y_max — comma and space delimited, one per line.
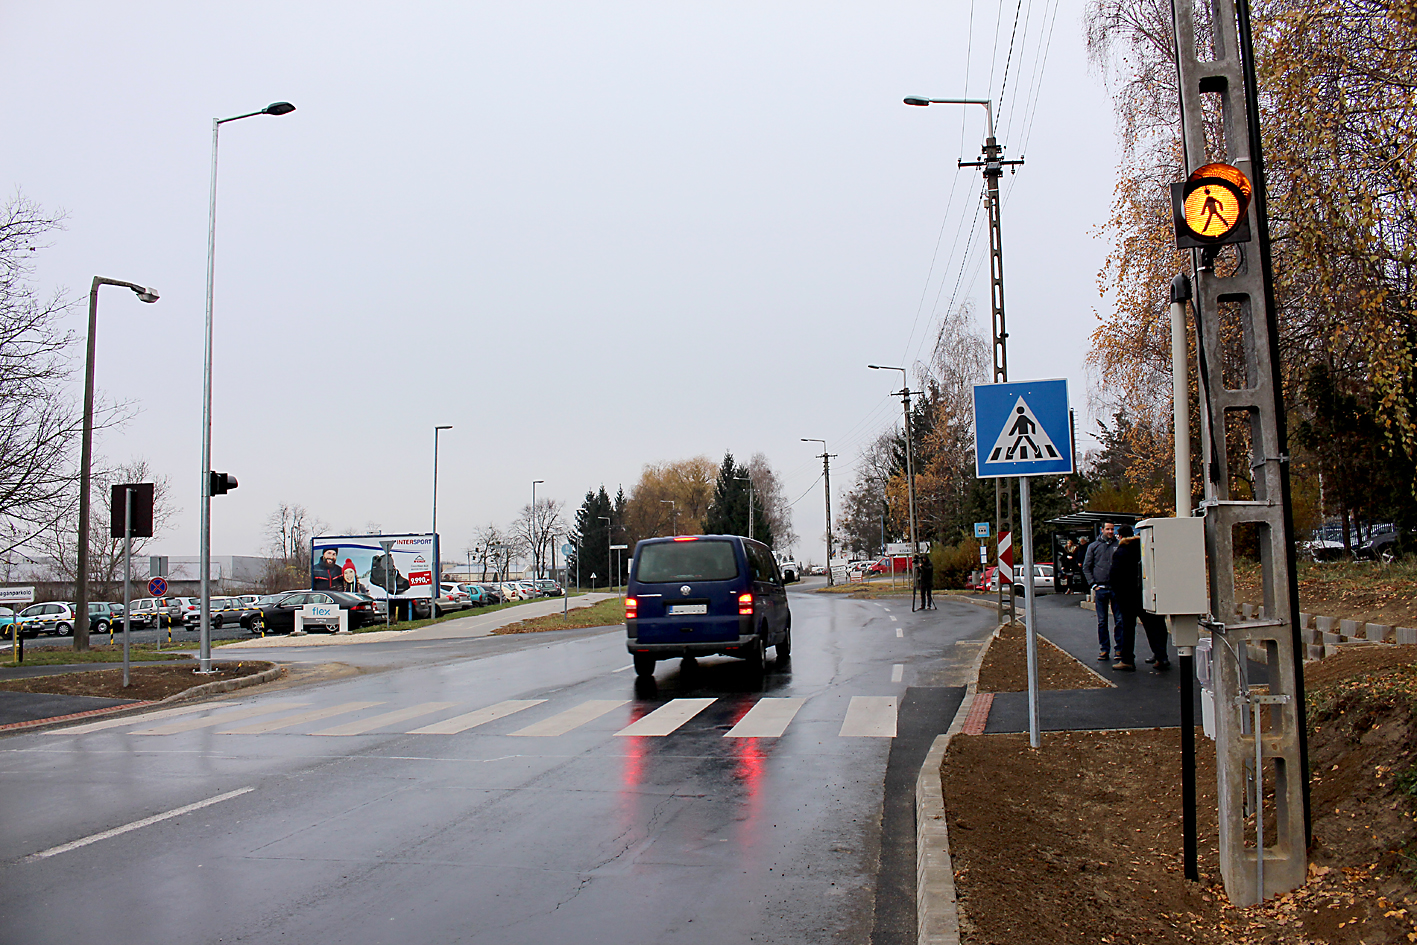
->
1137, 516, 1208, 615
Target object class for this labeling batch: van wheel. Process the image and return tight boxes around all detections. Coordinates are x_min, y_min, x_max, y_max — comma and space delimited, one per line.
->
743, 638, 765, 673
633, 653, 657, 677
776, 628, 791, 663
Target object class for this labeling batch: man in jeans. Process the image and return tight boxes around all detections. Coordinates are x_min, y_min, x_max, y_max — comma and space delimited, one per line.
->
1082, 522, 1123, 661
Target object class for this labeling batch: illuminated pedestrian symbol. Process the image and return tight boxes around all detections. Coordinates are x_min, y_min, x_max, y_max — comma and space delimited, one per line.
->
986, 397, 1059, 463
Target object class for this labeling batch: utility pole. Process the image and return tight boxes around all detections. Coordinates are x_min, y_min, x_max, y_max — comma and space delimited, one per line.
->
734, 474, 754, 540
802, 439, 837, 586
869, 365, 923, 610
1169, 0, 1309, 903
905, 96, 1023, 624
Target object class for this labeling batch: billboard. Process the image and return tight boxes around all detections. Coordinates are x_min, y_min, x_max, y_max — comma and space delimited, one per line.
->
310, 534, 439, 600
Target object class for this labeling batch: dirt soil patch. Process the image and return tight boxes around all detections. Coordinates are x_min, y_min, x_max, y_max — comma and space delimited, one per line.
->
943, 645, 1417, 944
1236, 559, 1417, 629
977, 620, 1111, 692
493, 598, 623, 634
0, 661, 275, 701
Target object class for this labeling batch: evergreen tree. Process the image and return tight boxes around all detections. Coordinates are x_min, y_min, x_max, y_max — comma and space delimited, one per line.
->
702, 453, 774, 545
569, 485, 617, 588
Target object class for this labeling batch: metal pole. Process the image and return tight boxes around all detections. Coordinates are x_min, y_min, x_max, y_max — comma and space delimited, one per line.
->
122, 487, 132, 687
823, 453, 834, 587
75, 283, 101, 652
1019, 476, 1040, 747
1171, 271, 1200, 881
198, 117, 221, 675
903, 387, 918, 611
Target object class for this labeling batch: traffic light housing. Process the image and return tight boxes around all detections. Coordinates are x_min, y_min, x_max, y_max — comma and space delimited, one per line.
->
209, 471, 238, 496
1172, 162, 1253, 249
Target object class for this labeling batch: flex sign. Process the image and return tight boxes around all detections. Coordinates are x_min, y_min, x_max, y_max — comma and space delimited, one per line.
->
973, 379, 1074, 478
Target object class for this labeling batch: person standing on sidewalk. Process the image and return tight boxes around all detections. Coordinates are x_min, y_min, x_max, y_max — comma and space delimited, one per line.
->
917, 553, 935, 610
1109, 529, 1141, 671
1083, 522, 1123, 661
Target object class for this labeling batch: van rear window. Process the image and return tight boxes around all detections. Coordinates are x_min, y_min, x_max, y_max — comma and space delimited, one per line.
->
636, 540, 739, 583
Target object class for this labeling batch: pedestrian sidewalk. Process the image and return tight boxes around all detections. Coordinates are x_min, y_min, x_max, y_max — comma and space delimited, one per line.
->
978, 593, 1268, 733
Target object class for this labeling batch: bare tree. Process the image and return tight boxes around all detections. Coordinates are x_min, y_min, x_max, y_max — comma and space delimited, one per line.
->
261, 503, 325, 592
746, 452, 797, 551
473, 523, 505, 580
511, 499, 565, 578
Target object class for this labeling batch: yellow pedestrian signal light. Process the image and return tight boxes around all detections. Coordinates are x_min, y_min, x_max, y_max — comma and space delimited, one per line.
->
1171, 162, 1252, 249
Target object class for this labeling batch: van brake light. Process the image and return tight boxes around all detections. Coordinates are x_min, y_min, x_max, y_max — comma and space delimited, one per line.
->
625, 597, 638, 619
738, 593, 753, 615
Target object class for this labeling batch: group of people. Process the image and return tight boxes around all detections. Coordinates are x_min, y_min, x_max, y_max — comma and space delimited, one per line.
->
1082, 522, 1171, 673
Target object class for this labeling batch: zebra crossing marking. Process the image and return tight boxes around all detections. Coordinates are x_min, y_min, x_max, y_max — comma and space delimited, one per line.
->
891, 664, 904, 683
313, 702, 459, 736
615, 699, 715, 737
219, 702, 384, 735
408, 699, 545, 735
54, 703, 212, 735
724, 698, 805, 738
839, 696, 898, 737
133, 702, 311, 736
508, 700, 628, 737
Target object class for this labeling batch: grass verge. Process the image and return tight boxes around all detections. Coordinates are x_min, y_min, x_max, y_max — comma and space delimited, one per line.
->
2, 644, 195, 668
493, 598, 624, 635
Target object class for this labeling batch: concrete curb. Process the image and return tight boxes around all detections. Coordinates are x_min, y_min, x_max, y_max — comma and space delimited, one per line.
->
916, 622, 1000, 945
156, 663, 284, 704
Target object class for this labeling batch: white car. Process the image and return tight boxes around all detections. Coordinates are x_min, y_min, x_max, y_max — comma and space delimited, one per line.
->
438, 583, 472, 611
499, 582, 526, 601
774, 553, 799, 583
1009, 564, 1055, 595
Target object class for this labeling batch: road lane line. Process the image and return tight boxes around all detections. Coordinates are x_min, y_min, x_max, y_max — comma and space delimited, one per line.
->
26, 787, 255, 861
889, 615, 898, 622
896, 627, 904, 638
611, 665, 633, 673
408, 700, 545, 735
724, 698, 805, 738
615, 699, 716, 737
509, 700, 628, 737
839, 696, 898, 737
133, 702, 310, 735
313, 702, 459, 736
218, 702, 383, 735
891, 664, 904, 683
52, 703, 213, 735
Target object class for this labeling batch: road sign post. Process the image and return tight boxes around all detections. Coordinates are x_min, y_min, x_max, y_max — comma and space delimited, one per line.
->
3, 586, 35, 663
974, 379, 1074, 748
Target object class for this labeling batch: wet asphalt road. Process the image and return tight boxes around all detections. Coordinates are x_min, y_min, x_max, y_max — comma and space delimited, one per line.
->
0, 591, 994, 945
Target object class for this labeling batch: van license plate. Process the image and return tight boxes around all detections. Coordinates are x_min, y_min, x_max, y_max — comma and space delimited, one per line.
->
667, 604, 707, 615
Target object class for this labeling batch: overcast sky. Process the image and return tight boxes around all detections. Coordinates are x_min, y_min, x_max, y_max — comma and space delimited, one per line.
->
2, 0, 1119, 564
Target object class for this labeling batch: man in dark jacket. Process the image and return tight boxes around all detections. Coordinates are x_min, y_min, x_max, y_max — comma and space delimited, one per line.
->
1082, 522, 1123, 661
917, 554, 935, 610
1109, 532, 1142, 670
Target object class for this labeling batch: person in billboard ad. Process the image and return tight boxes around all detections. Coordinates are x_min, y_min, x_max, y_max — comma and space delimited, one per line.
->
312, 547, 342, 591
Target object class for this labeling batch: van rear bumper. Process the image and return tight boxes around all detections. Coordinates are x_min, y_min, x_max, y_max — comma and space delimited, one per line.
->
628, 634, 759, 657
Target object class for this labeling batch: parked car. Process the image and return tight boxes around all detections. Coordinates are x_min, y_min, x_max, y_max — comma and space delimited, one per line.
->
774, 554, 800, 583
499, 582, 526, 601
625, 534, 791, 677
0, 606, 16, 639
15, 602, 77, 637
456, 583, 489, 606
168, 597, 200, 626
514, 581, 540, 599
478, 584, 505, 605
245, 591, 378, 634
82, 602, 118, 634
1011, 563, 1055, 594
533, 579, 564, 597
439, 583, 472, 611
127, 597, 168, 629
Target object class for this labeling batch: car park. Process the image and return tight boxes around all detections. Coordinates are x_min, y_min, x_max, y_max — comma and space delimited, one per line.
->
15, 602, 77, 637
625, 534, 791, 677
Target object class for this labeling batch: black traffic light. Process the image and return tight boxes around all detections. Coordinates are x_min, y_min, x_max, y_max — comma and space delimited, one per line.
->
209, 471, 239, 496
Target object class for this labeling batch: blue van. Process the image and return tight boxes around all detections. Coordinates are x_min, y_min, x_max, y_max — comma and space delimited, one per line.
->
625, 534, 791, 677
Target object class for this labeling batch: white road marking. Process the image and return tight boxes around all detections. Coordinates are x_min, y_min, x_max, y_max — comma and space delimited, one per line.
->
218, 702, 383, 735
408, 700, 545, 735
611, 665, 633, 673
891, 664, 904, 683
52, 703, 212, 735
896, 628, 904, 638
724, 698, 805, 738
883, 607, 892, 612
509, 700, 628, 737
26, 787, 255, 861
313, 702, 459, 736
615, 699, 716, 737
889, 615, 898, 622
839, 696, 898, 737
133, 702, 310, 735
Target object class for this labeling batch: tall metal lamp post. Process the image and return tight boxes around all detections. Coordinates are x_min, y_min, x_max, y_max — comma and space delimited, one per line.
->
733, 474, 754, 540
199, 100, 295, 674
75, 278, 158, 652
431, 425, 452, 615
531, 479, 545, 577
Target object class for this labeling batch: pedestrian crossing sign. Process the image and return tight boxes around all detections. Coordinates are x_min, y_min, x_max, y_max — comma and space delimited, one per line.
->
973, 378, 1074, 478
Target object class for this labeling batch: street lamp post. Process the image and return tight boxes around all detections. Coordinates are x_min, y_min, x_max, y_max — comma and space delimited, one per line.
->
659, 499, 677, 536
869, 364, 921, 609
733, 474, 754, 540
802, 439, 837, 586
431, 425, 452, 616
199, 100, 295, 674
75, 278, 158, 652
531, 480, 545, 578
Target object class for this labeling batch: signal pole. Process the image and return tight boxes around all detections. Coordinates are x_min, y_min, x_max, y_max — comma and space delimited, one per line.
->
868, 365, 923, 610
905, 96, 1023, 624
802, 439, 837, 586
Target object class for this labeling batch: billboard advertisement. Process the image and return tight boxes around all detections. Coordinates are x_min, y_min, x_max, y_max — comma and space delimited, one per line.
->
310, 534, 439, 600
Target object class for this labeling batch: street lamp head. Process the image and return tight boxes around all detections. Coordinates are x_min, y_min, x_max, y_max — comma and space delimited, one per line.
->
135, 287, 159, 303
533, 479, 545, 485
903, 97, 931, 107
264, 102, 296, 116
436, 425, 453, 431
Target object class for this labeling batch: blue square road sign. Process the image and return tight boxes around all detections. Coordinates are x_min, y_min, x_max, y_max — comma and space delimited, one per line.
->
973, 378, 1074, 478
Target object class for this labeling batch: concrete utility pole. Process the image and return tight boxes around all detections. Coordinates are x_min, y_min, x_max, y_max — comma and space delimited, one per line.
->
802, 439, 837, 586
905, 96, 1023, 624
1170, 0, 1309, 903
